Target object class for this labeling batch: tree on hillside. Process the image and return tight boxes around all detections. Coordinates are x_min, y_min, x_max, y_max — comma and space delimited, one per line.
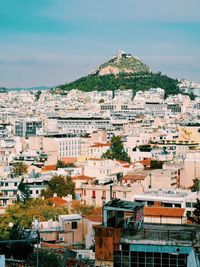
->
71, 201, 95, 216
41, 175, 75, 199
0, 198, 68, 260
12, 162, 28, 176
150, 160, 163, 169
102, 135, 131, 163
35, 90, 42, 101
187, 198, 200, 224
17, 177, 31, 203
191, 178, 200, 192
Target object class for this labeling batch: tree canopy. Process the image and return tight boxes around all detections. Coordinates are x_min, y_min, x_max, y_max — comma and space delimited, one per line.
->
191, 178, 200, 192
17, 177, 31, 203
102, 135, 131, 163
12, 162, 28, 176
41, 175, 75, 199
187, 198, 200, 224
0, 198, 68, 259
58, 72, 180, 98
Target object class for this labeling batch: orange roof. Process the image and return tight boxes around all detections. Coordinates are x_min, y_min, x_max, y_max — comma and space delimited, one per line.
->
124, 173, 146, 181
85, 215, 102, 223
42, 165, 57, 171
41, 242, 65, 249
116, 160, 128, 164
89, 143, 110, 148
61, 157, 77, 164
140, 159, 151, 166
72, 175, 95, 180
48, 196, 68, 206
88, 158, 105, 161
144, 207, 185, 217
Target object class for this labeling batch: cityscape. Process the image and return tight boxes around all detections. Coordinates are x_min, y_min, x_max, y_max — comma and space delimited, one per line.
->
0, 1, 200, 267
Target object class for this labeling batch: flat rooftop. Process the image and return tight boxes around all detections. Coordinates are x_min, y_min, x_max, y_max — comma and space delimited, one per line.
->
121, 223, 197, 245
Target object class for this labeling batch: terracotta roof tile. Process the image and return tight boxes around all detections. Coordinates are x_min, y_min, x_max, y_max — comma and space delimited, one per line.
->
124, 174, 146, 181
89, 143, 110, 148
72, 175, 95, 180
48, 196, 68, 206
42, 165, 57, 171
144, 207, 185, 217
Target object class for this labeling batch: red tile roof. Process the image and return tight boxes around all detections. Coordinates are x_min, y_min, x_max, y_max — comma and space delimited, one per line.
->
42, 165, 57, 171
84, 215, 102, 223
89, 143, 110, 148
41, 242, 65, 249
144, 207, 185, 217
124, 173, 146, 181
48, 196, 68, 206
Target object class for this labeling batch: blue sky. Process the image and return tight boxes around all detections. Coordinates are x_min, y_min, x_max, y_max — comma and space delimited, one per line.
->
0, 0, 200, 87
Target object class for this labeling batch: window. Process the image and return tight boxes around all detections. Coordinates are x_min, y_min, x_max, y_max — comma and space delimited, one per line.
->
71, 221, 77, 229
186, 202, 191, 208
92, 191, 96, 198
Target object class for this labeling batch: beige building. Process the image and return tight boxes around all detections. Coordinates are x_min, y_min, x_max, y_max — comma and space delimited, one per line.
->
40, 214, 84, 245
81, 182, 144, 207
84, 158, 119, 182
181, 151, 200, 188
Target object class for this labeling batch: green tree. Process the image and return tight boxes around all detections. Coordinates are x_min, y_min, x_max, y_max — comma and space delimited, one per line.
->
102, 135, 131, 163
17, 177, 31, 203
150, 160, 163, 169
191, 178, 200, 192
41, 175, 75, 199
187, 198, 200, 224
35, 90, 42, 101
0, 198, 69, 260
28, 248, 66, 267
12, 162, 28, 176
0, 198, 68, 238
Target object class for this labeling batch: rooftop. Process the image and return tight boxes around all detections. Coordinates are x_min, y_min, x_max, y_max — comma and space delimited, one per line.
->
104, 198, 143, 212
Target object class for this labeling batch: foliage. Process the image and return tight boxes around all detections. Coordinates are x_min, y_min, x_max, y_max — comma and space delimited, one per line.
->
35, 90, 42, 101
0, 198, 68, 260
41, 175, 75, 199
57, 160, 75, 169
17, 177, 31, 203
28, 248, 66, 267
187, 198, 200, 224
12, 162, 28, 176
150, 160, 163, 169
0, 222, 34, 260
71, 201, 95, 216
102, 135, 131, 163
191, 178, 200, 192
0, 198, 68, 237
133, 145, 152, 152
58, 72, 180, 98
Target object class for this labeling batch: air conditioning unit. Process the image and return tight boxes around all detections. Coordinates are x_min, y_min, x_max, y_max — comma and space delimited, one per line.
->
59, 237, 64, 242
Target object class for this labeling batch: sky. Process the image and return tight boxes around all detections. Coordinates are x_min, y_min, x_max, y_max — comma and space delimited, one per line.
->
0, 0, 200, 88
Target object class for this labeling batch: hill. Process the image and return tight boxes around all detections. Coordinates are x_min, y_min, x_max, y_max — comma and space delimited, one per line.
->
58, 51, 180, 98
95, 50, 150, 75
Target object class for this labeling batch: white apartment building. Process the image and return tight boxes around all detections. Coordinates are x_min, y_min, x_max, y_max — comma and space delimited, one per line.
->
84, 158, 119, 182
88, 143, 110, 159
133, 189, 199, 216
46, 116, 110, 134
43, 133, 81, 162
